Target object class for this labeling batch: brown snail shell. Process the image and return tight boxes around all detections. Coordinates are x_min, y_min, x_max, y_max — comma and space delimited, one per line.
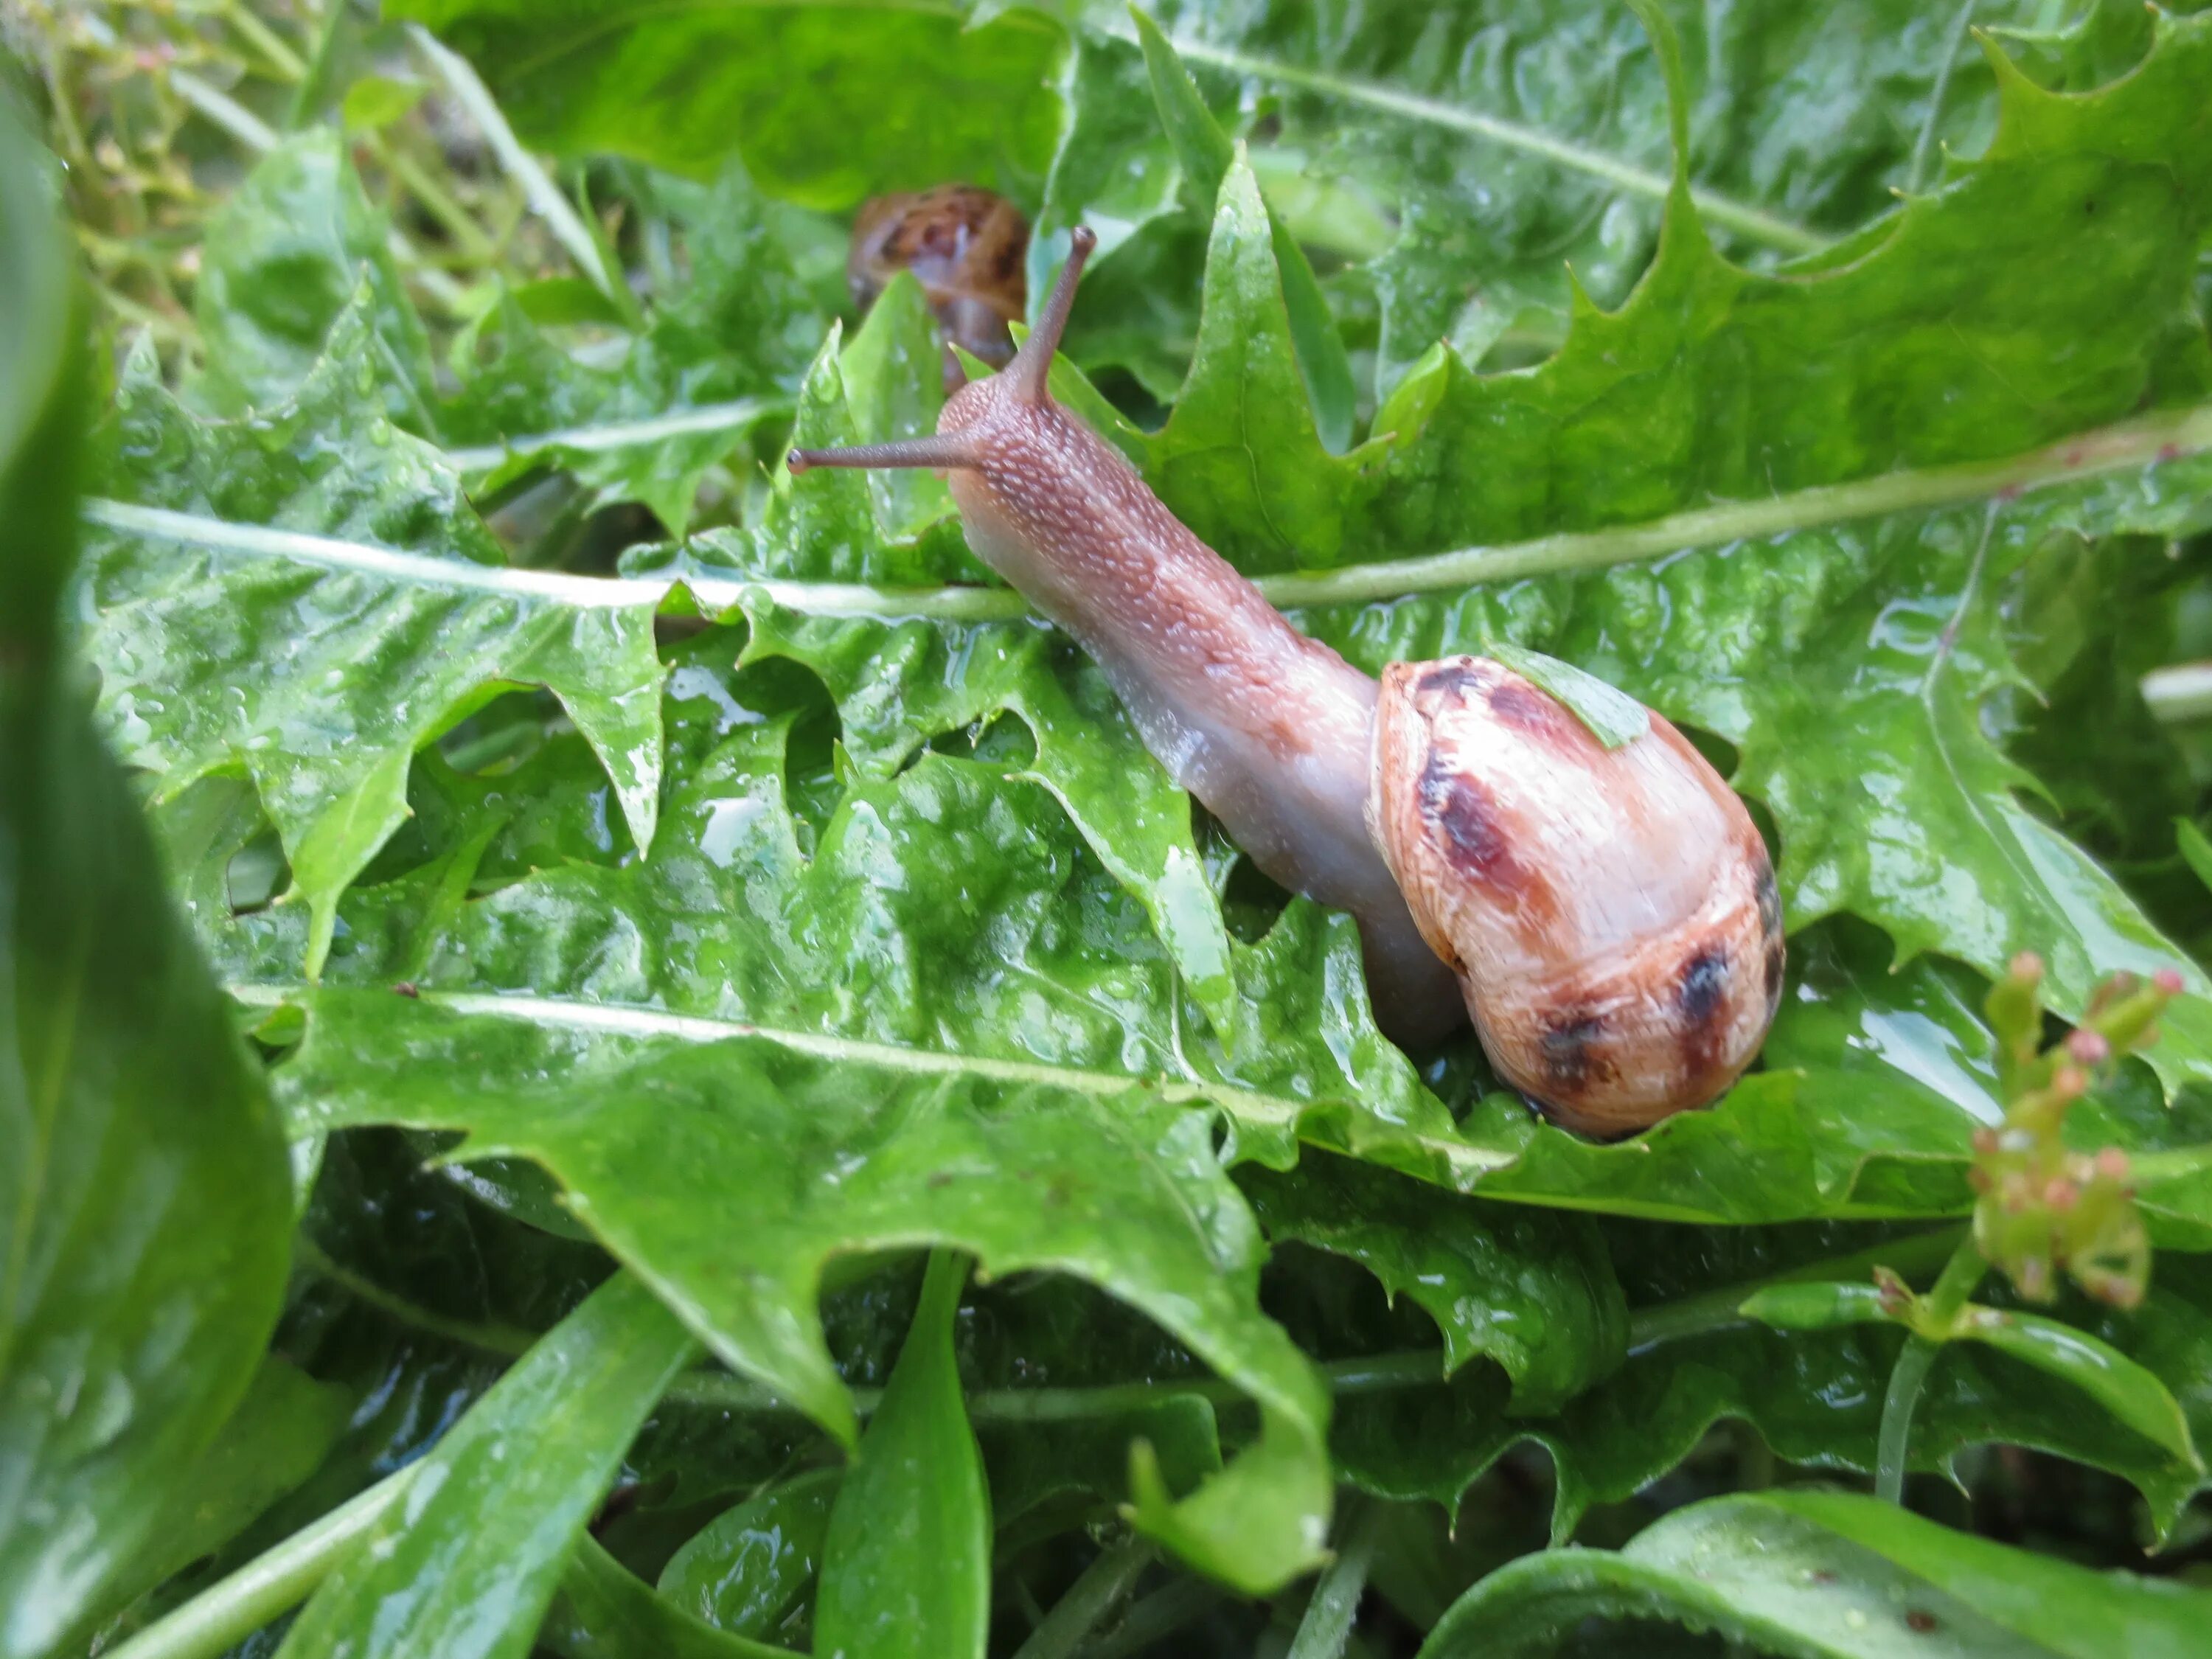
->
849, 186, 1029, 391
1369, 657, 1784, 1136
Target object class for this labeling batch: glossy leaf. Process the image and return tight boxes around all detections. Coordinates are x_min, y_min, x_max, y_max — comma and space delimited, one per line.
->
1419, 1489, 2212, 1658
1130, 9, 1355, 451
443, 162, 830, 536
390, 0, 1065, 201
80, 305, 667, 975
814, 1253, 990, 1659
276, 1273, 698, 1659
1742, 1281, 2204, 1470
1241, 1159, 1627, 1413
0, 107, 295, 1659
656, 1470, 837, 1639
542, 1537, 791, 1659
1739, 1281, 1891, 1331
191, 131, 439, 432
274, 989, 1335, 1592
1958, 1307, 2202, 1471
1335, 1244, 2212, 1545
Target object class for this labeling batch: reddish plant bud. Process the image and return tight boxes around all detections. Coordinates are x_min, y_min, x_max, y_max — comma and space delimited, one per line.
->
2065, 1028, 2111, 1066
2154, 967, 2185, 996
2044, 1178, 2079, 1211
2051, 1065, 2087, 1099
2096, 1147, 2132, 1180
2008, 952, 2045, 984
1971, 1127, 1999, 1155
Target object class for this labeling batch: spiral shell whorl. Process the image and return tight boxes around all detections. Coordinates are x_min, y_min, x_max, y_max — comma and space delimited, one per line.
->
1369, 657, 1783, 1136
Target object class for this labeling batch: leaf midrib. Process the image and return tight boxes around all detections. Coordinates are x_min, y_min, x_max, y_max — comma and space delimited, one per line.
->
86, 400, 2212, 622
229, 980, 1509, 1182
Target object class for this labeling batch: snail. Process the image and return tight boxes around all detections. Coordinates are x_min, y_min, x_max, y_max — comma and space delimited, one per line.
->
790, 229, 1783, 1135
849, 186, 1029, 392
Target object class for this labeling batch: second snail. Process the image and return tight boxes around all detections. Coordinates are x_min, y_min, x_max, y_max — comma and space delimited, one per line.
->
810, 222, 1782, 1138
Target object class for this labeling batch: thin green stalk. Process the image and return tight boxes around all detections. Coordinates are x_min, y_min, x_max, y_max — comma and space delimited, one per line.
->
1874, 1235, 1988, 1503
220, 0, 308, 83
102, 1467, 415, 1659
286, 0, 351, 128
1009, 1537, 1156, 1659
1286, 1495, 1382, 1659
168, 66, 278, 153
405, 22, 617, 300
293, 1236, 540, 1356
364, 131, 500, 263
1627, 1224, 1967, 1352
1085, 1578, 1227, 1659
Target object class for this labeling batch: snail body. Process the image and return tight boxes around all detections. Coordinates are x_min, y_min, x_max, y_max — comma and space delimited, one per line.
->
849, 186, 1029, 390
791, 228, 1782, 1133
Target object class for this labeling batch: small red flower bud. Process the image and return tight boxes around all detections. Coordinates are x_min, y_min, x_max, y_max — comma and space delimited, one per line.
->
2096, 1147, 2132, 1180
2154, 967, 2185, 996
1972, 1127, 1999, 1155
2065, 1029, 2111, 1066
2008, 952, 2045, 983
2052, 1065, 2087, 1099
2044, 1178, 2079, 1211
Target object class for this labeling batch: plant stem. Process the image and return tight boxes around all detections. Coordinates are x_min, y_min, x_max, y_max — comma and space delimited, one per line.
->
1626, 1224, 1966, 1352
220, 0, 308, 83
1874, 1234, 1988, 1503
1083, 1578, 1228, 1659
102, 1467, 415, 1659
1286, 1495, 1382, 1659
1009, 1537, 1155, 1659
364, 131, 499, 263
405, 22, 616, 299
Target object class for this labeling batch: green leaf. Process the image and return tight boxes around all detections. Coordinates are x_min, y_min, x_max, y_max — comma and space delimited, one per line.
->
1739, 1280, 1891, 1330
444, 162, 830, 535
1742, 1280, 2203, 1471
657, 1469, 838, 1639
192, 131, 439, 434
1130, 10, 1354, 452
272, 990, 1335, 1592
105, 1358, 356, 1626
0, 106, 295, 1659
543, 1536, 793, 1659
1419, 1488, 2212, 1658
1359, 10, 2212, 557
1335, 1242, 2212, 1546
2177, 815, 2212, 896
1956, 1307, 2202, 1471
1241, 1158, 1627, 1413
735, 599, 1237, 1031
80, 303, 667, 975
389, 0, 1065, 201
1142, 157, 1385, 574
814, 1253, 990, 1659
340, 75, 428, 133
276, 1273, 698, 1659
1478, 642, 1649, 750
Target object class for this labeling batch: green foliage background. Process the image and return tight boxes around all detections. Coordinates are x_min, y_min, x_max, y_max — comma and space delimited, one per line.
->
11, 0, 2212, 1655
